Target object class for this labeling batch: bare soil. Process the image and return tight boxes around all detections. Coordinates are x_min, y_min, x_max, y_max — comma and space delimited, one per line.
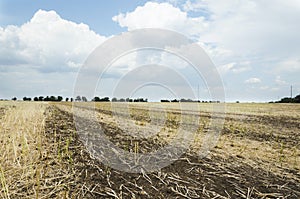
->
223, 114, 300, 148
44, 106, 300, 198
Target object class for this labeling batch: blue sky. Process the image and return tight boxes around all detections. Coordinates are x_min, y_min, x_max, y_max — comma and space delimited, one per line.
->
0, 0, 149, 36
0, 0, 300, 102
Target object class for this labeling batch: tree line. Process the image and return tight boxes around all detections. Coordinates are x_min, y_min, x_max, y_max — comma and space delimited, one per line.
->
92, 97, 148, 102
11, 96, 71, 102
272, 94, 300, 103
8, 94, 300, 103
9, 96, 220, 103
9, 96, 149, 102
161, 99, 220, 103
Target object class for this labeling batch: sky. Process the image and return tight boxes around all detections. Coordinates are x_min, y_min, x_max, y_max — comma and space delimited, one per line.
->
0, 0, 299, 102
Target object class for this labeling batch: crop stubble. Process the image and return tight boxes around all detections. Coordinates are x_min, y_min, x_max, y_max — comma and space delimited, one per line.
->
45, 103, 300, 198
0, 102, 299, 198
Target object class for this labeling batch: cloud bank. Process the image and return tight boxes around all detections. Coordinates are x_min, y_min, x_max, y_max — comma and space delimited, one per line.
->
112, 1, 300, 101
1, 1, 300, 101
0, 9, 106, 73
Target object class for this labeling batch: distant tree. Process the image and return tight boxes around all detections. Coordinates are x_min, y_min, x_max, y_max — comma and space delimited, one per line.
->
124, 98, 133, 102
295, 95, 300, 103
57, 96, 63, 102
82, 96, 88, 102
119, 98, 125, 102
12, 97, 17, 101
66, 98, 69, 102
23, 97, 31, 101
75, 96, 81, 101
171, 99, 179, 102
112, 97, 117, 102
93, 97, 100, 102
38, 96, 44, 101
100, 97, 110, 102
34, 97, 39, 101
161, 99, 170, 102
50, 96, 56, 101
44, 96, 50, 101
275, 94, 300, 103
70, 98, 73, 102
133, 98, 147, 102
278, 97, 292, 103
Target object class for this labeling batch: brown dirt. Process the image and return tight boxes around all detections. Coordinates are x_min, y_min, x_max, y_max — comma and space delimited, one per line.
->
223, 114, 300, 148
74, 104, 300, 148
44, 106, 300, 198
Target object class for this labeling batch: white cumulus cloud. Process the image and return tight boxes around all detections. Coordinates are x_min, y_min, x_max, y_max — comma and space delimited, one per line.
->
218, 62, 251, 75
245, 77, 261, 84
113, 1, 300, 62
112, 2, 207, 37
112, 1, 300, 101
0, 9, 106, 72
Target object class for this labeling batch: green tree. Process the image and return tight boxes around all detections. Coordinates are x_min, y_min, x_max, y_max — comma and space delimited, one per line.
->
49, 96, 56, 101
23, 97, 31, 101
100, 97, 110, 102
82, 96, 88, 102
75, 96, 81, 101
295, 94, 300, 103
57, 96, 63, 101
112, 97, 117, 102
93, 97, 100, 102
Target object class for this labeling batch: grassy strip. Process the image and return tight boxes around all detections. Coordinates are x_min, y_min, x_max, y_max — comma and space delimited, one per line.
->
0, 102, 75, 198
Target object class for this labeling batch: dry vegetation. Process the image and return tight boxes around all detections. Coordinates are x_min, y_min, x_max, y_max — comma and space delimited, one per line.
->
0, 101, 299, 198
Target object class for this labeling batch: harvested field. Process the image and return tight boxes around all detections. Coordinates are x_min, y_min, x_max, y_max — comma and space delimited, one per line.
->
0, 107, 6, 120
0, 102, 299, 198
